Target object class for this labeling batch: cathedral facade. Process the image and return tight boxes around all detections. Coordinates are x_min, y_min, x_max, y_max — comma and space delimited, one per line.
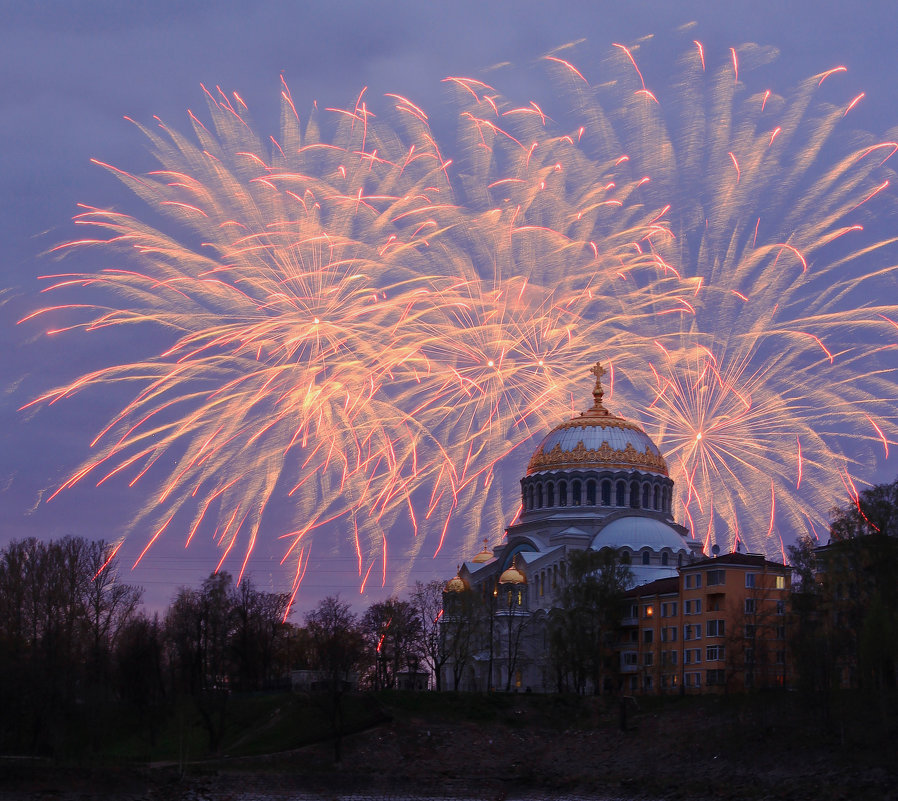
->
441, 363, 706, 693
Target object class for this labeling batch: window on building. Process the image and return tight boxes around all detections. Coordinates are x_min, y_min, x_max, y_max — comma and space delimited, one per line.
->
626, 603, 638, 619
745, 647, 755, 664
685, 573, 702, 589
644, 675, 653, 691
744, 598, 756, 614
706, 669, 725, 686
622, 551, 631, 565
547, 483, 555, 507
775, 650, 786, 665
602, 480, 611, 506
708, 570, 726, 586
707, 619, 725, 637
586, 480, 596, 506
706, 645, 725, 661
642, 484, 650, 508
745, 573, 756, 588
630, 480, 640, 508
685, 599, 702, 615
776, 625, 785, 640
643, 629, 654, 644
661, 626, 677, 643
662, 602, 677, 617
653, 485, 660, 509
616, 481, 626, 507
745, 624, 756, 639
643, 604, 654, 618
537, 484, 543, 508
686, 672, 702, 688
661, 552, 669, 566
776, 600, 785, 615
623, 652, 638, 666
559, 482, 567, 506
775, 575, 786, 590
685, 648, 702, 665
572, 481, 581, 506
644, 652, 654, 666
642, 551, 650, 566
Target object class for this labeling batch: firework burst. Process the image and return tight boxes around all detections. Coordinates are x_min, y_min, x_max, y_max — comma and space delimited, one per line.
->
20, 38, 898, 593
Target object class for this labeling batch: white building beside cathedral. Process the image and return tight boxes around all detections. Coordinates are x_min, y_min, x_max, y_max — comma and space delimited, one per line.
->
441, 363, 704, 692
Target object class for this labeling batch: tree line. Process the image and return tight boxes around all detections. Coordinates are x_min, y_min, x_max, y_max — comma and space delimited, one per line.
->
0, 536, 456, 756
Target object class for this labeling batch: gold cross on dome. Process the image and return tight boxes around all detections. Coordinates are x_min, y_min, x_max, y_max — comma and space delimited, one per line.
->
590, 361, 606, 409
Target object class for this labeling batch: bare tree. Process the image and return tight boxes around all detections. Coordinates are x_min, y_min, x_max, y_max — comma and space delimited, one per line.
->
410, 580, 448, 690
305, 596, 366, 762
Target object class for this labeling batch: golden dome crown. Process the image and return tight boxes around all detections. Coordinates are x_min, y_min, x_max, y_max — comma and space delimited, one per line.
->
526, 361, 668, 477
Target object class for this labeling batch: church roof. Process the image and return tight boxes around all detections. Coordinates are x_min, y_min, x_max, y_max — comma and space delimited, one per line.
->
591, 515, 690, 553
526, 362, 667, 477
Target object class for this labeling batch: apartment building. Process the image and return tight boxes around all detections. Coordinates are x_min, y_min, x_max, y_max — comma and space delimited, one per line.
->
620, 552, 791, 694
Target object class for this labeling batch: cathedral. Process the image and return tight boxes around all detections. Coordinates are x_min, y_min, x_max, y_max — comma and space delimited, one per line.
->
441, 361, 706, 692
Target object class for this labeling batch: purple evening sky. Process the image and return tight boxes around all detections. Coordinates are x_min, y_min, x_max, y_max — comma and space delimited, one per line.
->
2, 1, 897, 617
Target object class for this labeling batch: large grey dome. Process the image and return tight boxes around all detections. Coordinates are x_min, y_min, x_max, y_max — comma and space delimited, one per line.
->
591, 516, 690, 553
526, 363, 667, 477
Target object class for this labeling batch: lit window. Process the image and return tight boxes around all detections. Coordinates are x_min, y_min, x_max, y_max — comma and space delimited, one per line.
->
643, 605, 654, 618
775, 575, 786, 590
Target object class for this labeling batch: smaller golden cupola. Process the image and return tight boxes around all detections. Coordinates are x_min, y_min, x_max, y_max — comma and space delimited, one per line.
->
498, 556, 526, 585
471, 538, 494, 564
445, 566, 468, 593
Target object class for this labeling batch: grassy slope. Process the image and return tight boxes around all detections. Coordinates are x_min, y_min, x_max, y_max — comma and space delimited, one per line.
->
2, 690, 896, 800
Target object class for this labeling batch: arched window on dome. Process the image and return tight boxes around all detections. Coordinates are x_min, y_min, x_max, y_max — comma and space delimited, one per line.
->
642, 551, 650, 565
537, 484, 544, 508
661, 551, 669, 566
572, 480, 581, 506
529, 485, 535, 511
642, 484, 650, 508
630, 480, 640, 508
616, 481, 626, 507
586, 480, 596, 505
677, 552, 683, 568
558, 481, 567, 507
602, 480, 611, 506
621, 551, 631, 564
662, 487, 670, 513
653, 485, 660, 510
547, 483, 555, 507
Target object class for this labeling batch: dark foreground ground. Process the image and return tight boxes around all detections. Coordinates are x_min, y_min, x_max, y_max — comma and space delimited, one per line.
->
2, 690, 896, 800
